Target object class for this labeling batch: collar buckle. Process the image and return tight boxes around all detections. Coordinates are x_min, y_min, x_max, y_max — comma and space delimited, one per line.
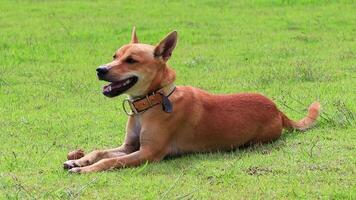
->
146, 92, 153, 107
122, 99, 138, 116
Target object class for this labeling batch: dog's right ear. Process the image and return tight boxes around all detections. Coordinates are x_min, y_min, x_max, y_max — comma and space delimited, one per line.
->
154, 31, 177, 62
131, 26, 139, 43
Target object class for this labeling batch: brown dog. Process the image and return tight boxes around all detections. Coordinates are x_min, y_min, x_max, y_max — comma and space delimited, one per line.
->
64, 27, 320, 173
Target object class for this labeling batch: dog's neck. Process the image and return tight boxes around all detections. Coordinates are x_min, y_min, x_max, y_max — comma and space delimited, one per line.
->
128, 65, 176, 100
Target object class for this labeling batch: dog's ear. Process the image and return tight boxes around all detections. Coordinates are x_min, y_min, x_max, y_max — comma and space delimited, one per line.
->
154, 31, 177, 62
131, 26, 139, 43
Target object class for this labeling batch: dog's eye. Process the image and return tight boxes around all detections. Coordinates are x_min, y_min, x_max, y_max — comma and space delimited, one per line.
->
113, 54, 117, 59
125, 57, 137, 64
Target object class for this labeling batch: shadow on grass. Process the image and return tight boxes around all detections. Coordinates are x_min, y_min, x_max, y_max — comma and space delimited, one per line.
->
156, 134, 289, 173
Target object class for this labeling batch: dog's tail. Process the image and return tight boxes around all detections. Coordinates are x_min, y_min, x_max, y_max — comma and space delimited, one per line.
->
281, 102, 321, 131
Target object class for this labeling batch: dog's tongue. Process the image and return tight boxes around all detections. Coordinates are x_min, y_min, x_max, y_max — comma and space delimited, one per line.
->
103, 83, 119, 93
103, 80, 127, 93
101, 77, 137, 97
103, 83, 112, 93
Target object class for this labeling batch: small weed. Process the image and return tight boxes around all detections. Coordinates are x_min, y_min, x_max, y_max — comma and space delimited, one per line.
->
244, 166, 273, 176
294, 66, 317, 82
293, 34, 319, 43
292, 59, 331, 82
321, 100, 355, 128
184, 56, 209, 68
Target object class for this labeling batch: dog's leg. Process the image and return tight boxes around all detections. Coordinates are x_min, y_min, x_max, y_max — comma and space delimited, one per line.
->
69, 124, 171, 173
64, 117, 140, 169
63, 146, 130, 169
69, 147, 165, 173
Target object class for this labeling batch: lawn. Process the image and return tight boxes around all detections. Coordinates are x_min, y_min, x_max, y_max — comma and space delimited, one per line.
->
0, 0, 355, 199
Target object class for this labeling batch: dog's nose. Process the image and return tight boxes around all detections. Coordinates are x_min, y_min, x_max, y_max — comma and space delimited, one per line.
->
96, 66, 109, 75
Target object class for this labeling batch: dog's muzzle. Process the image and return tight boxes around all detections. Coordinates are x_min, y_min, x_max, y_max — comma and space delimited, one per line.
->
96, 65, 110, 80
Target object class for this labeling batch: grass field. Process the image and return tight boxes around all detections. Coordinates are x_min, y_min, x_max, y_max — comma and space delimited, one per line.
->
1, 0, 355, 199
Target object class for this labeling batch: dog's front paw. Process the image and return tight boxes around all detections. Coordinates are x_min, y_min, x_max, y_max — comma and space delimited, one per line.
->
63, 160, 79, 170
69, 166, 95, 173
68, 167, 82, 173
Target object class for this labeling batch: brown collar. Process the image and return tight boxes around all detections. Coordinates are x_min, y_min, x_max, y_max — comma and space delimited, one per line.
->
122, 84, 176, 115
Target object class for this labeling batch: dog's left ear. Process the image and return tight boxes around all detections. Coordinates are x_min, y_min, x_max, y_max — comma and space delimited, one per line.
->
154, 31, 177, 62
131, 26, 139, 43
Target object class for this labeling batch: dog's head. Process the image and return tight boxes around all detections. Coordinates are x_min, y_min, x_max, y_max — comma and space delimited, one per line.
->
97, 27, 177, 98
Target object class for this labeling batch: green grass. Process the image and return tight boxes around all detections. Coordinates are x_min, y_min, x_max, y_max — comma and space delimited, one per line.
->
1, 0, 355, 199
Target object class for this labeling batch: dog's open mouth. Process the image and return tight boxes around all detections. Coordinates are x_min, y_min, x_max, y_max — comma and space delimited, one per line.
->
102, 76, 138, 97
